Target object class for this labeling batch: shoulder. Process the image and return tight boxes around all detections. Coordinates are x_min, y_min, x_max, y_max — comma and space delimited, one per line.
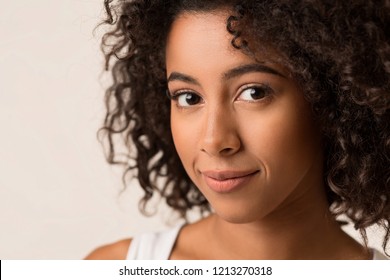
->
84, 238, 132, 260
170, 217, 213, 259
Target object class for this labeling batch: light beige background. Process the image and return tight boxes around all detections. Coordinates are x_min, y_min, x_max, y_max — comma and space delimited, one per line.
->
0, 0, 384, 259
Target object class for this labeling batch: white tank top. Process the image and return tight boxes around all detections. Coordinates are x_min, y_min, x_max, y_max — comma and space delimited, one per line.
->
126, 224, 183, 260
126, 224, 389, 260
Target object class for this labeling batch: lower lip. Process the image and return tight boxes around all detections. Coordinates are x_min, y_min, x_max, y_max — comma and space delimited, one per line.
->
202, 172, 258, 194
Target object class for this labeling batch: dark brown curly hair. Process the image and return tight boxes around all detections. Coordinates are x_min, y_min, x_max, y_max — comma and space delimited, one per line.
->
99, 0, 390, 253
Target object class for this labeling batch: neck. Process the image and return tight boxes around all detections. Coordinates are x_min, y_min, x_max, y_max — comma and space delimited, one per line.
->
207, 181, 364, 259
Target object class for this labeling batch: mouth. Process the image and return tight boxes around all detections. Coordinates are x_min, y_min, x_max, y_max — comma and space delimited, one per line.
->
201, 170, 260, 193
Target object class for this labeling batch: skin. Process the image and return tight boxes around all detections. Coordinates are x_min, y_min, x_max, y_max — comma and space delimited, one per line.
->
85, 9, 369, 260
167, 13, 323, 226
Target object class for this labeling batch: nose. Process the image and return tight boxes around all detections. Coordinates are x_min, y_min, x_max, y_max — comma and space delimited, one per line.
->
200, 106, 241, 157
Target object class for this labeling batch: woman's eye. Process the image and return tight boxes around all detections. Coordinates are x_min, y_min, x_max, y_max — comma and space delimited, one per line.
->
172, 92, 202, 107
237, 85, 272, 102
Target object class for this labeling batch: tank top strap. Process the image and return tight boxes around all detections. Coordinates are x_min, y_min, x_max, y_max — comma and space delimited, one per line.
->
126, 224, 184, 260
372, 248, 389, 260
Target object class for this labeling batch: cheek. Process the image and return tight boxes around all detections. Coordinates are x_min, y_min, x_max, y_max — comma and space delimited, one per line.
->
170, 111, 198, 171
243, 100, 320, 179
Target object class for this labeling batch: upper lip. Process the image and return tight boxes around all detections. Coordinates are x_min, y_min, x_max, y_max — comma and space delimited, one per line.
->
201, 170, 259, 181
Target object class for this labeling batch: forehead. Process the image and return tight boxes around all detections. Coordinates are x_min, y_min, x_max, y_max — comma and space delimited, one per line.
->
165, 11, 239, 66
165, 10, 290, 78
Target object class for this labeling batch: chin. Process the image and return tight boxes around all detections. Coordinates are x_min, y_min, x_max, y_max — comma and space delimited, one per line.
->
212, 205, 270, 224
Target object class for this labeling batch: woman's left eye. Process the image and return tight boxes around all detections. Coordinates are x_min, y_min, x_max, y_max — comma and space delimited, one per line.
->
237, 85, 273, 102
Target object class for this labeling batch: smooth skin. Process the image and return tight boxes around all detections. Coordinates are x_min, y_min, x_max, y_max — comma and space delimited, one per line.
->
86, 10, 369, 260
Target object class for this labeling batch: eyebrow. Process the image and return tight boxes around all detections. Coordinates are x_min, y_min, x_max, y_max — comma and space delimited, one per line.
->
224, 63, 286, 80
167, 63, 286, 85
167, 72, 200, 85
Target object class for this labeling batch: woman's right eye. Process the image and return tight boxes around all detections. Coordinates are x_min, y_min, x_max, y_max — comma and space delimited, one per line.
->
171, 91, 203, 107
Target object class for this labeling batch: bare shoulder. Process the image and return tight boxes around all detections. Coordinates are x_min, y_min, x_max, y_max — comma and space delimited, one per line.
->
84, 238, 132, 260
170, 216, 214, 259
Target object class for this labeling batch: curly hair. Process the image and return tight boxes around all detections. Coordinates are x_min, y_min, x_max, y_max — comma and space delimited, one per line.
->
99, 0, 390, 252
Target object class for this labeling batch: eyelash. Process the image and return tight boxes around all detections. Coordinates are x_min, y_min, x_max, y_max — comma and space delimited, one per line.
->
236, 84, 274, 102
168, 89, 203, 107
168, 89, 197, 100
167, 84, 274, 108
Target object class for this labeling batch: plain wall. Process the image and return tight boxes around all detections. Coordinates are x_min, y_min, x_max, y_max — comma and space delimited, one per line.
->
0, 0, 176, 259
0, 0, 384, 259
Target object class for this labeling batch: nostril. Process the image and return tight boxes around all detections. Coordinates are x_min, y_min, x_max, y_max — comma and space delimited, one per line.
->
220, 146, 241, 155
221, 147, 234, 154
200, 123, 241, 156
201, 146, 237, 157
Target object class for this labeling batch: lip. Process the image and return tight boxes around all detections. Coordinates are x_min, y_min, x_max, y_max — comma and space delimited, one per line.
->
201, 170, 259, 193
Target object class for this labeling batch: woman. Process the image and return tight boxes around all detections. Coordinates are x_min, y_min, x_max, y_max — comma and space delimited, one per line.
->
86, 0, 389, 259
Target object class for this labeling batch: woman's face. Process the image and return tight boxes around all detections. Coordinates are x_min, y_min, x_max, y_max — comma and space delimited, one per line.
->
166, 11, 324, 223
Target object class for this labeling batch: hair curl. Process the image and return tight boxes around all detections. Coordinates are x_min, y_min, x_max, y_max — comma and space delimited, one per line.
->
99, 0, 390, 253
